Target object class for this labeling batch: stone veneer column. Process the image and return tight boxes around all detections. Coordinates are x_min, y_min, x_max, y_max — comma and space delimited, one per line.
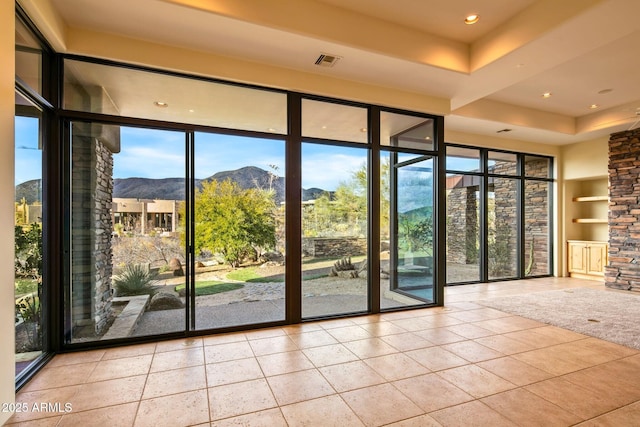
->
524, 158, 550, 276
606, 128, 640, 290
446, 183, 479, 265
71, 123, 115, 335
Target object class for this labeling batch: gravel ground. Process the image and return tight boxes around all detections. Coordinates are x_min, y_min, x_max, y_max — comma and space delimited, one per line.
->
157, 270, 371, 306
153, 261, 477, 307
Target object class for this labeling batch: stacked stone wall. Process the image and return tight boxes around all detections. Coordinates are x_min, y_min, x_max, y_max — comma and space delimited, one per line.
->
93, 140, 114, 333
302, 237, 367, 258
606, 128, 640, 290
490, 161, 518, 277
446, 186, 478, 264
71, 124, 114, 335
71, 125, 93, 328
445, 157, 550, 277
524, 158, 550, 276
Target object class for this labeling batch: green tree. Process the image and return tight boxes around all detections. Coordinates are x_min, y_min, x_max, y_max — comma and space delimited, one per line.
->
302, 191, 333, 237
333, 182, 366, 236
301, 159, 391, 239
399, 214, 433, 254
345, 158, 390, 238
191, 179, 276, 267
15, 223, 42, 279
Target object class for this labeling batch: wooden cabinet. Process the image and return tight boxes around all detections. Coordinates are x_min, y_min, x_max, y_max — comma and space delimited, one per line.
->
567, 240, 608, 280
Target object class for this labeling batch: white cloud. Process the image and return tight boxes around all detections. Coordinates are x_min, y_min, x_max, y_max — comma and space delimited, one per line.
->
302, 152, 367, 190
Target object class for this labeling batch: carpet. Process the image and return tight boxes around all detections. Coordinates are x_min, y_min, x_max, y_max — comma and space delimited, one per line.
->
478, 287, 640, 350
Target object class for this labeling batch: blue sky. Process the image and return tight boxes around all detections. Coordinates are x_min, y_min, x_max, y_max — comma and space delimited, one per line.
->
15, 116, 42, 185
113, 127, 367, 190
16, 123, 446, 190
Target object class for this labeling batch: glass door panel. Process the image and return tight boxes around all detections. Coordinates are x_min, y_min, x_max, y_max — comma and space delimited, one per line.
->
68, 124, 186, 341
488, 177, 519, 280
193, 132, 285, 329
301, 143, 368, 318
15, 92, 44, 375
525, 180, 551, 276
388, 153, 435, 303
445, 176, 480, 284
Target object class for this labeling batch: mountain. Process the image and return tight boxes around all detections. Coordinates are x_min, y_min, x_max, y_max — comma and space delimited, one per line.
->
302, 187, 332, 201
114, 177, 188, 200
113, 166, 327, 203
15, 179, 42, 204
17, 167, 329, 203
206, 166, 285, 203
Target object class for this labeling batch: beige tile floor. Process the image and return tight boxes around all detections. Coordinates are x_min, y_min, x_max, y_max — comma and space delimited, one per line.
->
8, 277, 640, 426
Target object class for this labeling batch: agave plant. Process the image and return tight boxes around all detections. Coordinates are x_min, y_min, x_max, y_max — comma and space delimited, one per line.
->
113, 264, 158, 296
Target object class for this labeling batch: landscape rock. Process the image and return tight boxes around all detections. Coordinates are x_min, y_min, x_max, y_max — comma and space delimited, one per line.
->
260, 252, 285, 264
148, 292, 184, 311
169, 258, 184, 276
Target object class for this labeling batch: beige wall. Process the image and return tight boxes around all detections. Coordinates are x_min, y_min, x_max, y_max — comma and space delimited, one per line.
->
1, 1, 16, 423
561, 136, 608, 180
559, 137, 609, 275
445, 129, 562, 157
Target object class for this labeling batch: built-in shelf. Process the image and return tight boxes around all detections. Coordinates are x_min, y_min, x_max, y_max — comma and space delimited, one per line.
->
567, 177, 608, 243
572, 218, 608, 224
572, 196, 608, 202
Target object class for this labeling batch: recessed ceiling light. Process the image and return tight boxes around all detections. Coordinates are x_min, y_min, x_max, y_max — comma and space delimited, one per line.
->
589, 104, 599, 109
542, 92, 552, 99
464, 14, 479, 25
360, 128, 367, 132
188, 109, 195, 113
598, 89, 613, 95
267, 128, 277, 132
154, 101, 168, 108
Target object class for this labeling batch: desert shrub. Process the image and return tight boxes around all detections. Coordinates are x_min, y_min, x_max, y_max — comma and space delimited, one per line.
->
113, 264, 158, 296
15, 284, 42, 351
15, 224, 42, 278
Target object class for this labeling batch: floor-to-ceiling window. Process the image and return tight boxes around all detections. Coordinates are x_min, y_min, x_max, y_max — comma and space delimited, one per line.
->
445, 146, 481, 283
14, 93, 44, 374
51, 55, 444, 349
488, 151, 519, 280
14, 10, 53, 384
381, 111, 438, 307
67, 123, 188, 341
300, 99, 370, 318
524, 155, 553, 276
193, 132, 286, 328
62, 59, 292, 343
445, 145, 553, 284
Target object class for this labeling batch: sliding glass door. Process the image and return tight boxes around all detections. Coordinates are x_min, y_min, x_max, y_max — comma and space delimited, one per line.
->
193, 132, 285, 329
68, 123, 186, 341
301, 142, 369, 318
58, 57, 445, 347
66, 124, 289, 341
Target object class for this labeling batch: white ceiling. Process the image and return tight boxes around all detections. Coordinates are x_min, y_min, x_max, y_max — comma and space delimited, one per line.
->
25, 0, 640, 145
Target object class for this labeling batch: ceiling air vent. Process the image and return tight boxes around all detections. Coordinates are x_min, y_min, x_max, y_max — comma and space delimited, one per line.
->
315, 53, 341, 68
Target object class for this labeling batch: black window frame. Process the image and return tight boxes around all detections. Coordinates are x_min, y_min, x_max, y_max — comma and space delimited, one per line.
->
445, 143, 554, 285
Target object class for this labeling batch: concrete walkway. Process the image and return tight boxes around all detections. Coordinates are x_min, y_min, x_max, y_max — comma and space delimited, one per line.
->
132, 293, 419, 336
